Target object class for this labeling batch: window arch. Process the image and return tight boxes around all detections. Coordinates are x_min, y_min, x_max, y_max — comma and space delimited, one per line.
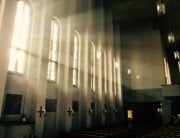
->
72, 31, 80, 86
8, 1, 30, 74
47, 19, 60, 82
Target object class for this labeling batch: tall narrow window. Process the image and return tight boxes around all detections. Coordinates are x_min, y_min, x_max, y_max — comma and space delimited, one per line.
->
47, 20, 59, 82
91, 42, 95, 91
8, 1, 30, 74
113, 59, 118, 96
104, 52, 107, 94
72, 34, 79, 86
163, 58, 171, 84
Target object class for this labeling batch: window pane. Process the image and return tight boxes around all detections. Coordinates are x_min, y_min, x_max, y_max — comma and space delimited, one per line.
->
48, 49, 52, 60
73, 35, 78, 69
73, 69, 77, 86
52, 51, 57, 61
17, 50, 25, 73
47, 61, 57, 81
52, 41, 57, 51
12, 1, 29, 50
51, 62, 55, 72
8, 48, 17, 71
73, 34, 79, 86
91, 43, 95, 91
47, 61, 51, 79
104, 52, 107, 93
50, 71, 56, 81
9, 1, 30, 74
47, 20, 59, 82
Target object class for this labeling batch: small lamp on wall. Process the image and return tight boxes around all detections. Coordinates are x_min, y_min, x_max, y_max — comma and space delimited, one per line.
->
174, 51, 180, 60
168, 32, 175, 44
157, 0, 166, 15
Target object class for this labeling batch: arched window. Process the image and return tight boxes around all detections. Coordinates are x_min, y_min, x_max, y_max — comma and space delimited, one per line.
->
47, 19, 60, 82
72, 33, 80, 86
104, 51, 107, 94
91, 42, 95, 91
8, 1, 30, 74
113, 59, 118, 96
163, 58, 171, 84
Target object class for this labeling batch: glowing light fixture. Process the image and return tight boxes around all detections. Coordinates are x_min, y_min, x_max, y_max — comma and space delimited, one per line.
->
174, 51, 180, 60
157, 0, 166, 15
157, 108, 162, 113
127, 110, 133, 120
168, 32, 175, 44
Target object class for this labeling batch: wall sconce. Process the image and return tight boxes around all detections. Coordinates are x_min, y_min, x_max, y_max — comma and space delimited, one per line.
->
127, 110, 133, 120
157, 0, 166, 15
174, 51, 180, 60
157, 108, 162, 113
96, 51, 101, 59
168, 32, 175, 44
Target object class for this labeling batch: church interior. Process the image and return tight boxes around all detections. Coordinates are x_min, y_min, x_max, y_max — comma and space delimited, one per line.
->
0, 0, 180, 138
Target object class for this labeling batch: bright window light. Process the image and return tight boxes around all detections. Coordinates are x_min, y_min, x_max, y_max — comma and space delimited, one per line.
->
47, 20, 59, 82
104, 52, 107, 93
8, 1, 30, 74
91, 42, 95, 91
72, 34, 79, 86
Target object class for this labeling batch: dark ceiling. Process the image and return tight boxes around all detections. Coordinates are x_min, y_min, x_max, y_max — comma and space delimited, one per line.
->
103, 0, 180, 83
103, 0, 180, 29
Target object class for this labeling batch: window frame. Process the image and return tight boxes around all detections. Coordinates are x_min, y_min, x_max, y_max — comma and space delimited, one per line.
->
72, 34, 80, 87
8, 1, 30, 75
47, 19, 60, 82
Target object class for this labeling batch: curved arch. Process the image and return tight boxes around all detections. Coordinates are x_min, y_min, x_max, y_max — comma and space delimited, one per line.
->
52, 17, 62, 31
72, 30, 81, 87
20, 0, 34, 12
47, 18, 61, 82
74, 30, 81, 44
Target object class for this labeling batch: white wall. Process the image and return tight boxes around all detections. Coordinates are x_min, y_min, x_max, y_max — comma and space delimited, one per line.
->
0, 0, 122, 137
